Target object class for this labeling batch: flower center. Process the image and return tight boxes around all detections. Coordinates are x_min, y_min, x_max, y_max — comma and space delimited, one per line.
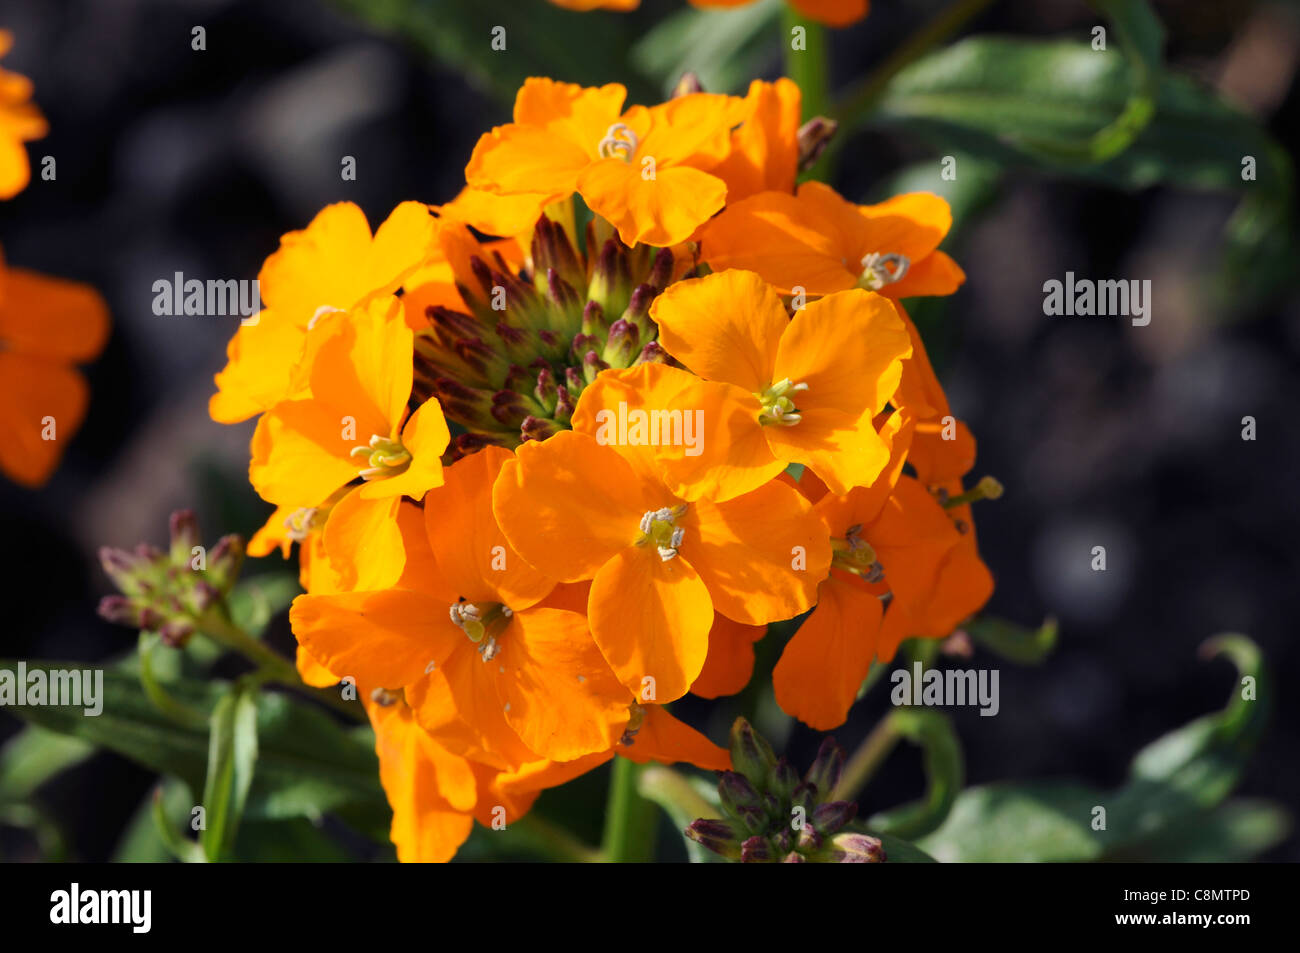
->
351, 434, 412, 481
857, 252, 910, 290
636, 505, 687, 561
757, 378, 809, 427
283, 507, 320, 542
449, 599, 513, 661
830, 524, 883, 580
598, 122, 639, 162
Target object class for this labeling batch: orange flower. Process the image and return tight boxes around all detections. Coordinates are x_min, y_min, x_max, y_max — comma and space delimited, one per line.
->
688, 0, 869, 28
0, 32, 47, 200
291, 446, 632, 766
639, 269, 912, 498
701, 183, 965, 298
547, 0, 641, 10
0, 252, 109, 487
492, 429, 829, 702
774, 472, 992, 729
249, 296, 449, 589
710, 79, 803, 204
466, 78, 742, 247
210, 201, 435, 423
691, 616, 766, 699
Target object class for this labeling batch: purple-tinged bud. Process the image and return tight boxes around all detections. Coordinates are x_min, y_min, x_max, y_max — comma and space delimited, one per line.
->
534, 368, 558, 414
672, 72, 703, 97
805, 736, 845, 795
818, 832, 886, 863
797, 116, 839, 172
737, 805, 768, 834
768, 757, 800, 803
796, 826, 823, 852
207, 534, 245, 594
531, 215, 585, 294
553, 386, 576, 424
491, 390, 540, 428
99, 546, 140, 592
740, 835, 773, 863
602, 319, 640, 368
812, 800, 857, 835
582, 350, 609, 385
791, 781, 819, 814
448, 432, 512, 462
168, 510, 200, 566
589, 237, 632, 320
782, 851, 807, 863
730, 718, 777, 791
97, 595, 140, 627
191, 580, 221, 615
580, 300, 607, 338
647, 248, 674, 293
633, 340, 672, 366
564, 366, 585, 397
684, 819, 743, 860
544, 268, 584, 337
519, 415, 561, 442
157, 618, 195, 648
718, 770, 763, 818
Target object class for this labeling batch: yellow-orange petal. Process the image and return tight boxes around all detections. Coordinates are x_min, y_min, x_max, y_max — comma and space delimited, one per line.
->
685, 480, 830, 625
774, 572, 882, 730
711, 78, 802, 202
649, 269, 787, 392
589, 547, 712, 703
690, 616, 765, 699
578, 159, 726, 248
290, 589, 463, 690
0, 268, 109, 363
0, 353, 87, 488
620, 706, 731, 771
320, 490, 405, 592
209, 311, 307, 423
248, 400, 363, 507
424, 445, 556, 609
308, 296, 412, 436
492, 430, 657, 583
497, 607, 629, 761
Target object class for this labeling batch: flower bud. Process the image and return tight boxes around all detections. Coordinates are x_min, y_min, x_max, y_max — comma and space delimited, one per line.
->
730, 718, 777, 791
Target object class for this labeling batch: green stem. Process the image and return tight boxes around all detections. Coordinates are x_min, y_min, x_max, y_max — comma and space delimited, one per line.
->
783, 8, 833, 179
832, 0, 998, 129
832, 713, 902, 802
601, 756, 658, 863
511, 814, 604, 863
196, 609, 364, 722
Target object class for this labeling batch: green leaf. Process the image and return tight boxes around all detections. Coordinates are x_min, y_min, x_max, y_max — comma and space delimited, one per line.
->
227, 573, 301, 640
200, 683, 259, 861
872, 36, 1289, 193
631, 0, 782, 98
918, 781, 1104, 862
0, 661, 384, 825
112, 778, 193, 863
918, 634, 1280, 861
331, 0, 656, 105
866, 709, 964, 841
1108, 799, 1291, 862
965, 615, 1058, 665
138, 632, 209, 730
233, 818, 353, 862
870, 830, 938, 863
151, 786, 206, 863
0, 726, 94, 803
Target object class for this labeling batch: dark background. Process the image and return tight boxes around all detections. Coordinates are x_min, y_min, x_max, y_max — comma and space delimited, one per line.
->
1, 0, 1296, 861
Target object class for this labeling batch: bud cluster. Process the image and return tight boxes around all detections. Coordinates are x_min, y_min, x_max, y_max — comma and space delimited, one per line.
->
97, 510, 244, 646
412, 215, 685, 455
686, 718, 886, 863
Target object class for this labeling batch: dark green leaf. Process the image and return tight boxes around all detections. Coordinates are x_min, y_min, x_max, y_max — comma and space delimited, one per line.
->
200, 683, 259, 861
866, 708, 964, 840
965, 615, 1058, 665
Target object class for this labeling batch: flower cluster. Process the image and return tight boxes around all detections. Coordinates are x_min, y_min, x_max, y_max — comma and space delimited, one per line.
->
0, 31, 109, 488
211, 76, 995, 861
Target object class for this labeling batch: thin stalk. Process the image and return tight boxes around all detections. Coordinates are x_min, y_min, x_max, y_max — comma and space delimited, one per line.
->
832, 713, 903, 802
783, 8, 834, 179
196, 609, 364, 722
511, 814, 604, 863
601, 756, 658, 862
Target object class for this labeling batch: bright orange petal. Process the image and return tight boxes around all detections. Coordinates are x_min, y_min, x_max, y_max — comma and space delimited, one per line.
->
691, 616, 765, 699
774, 573, 882, 730
649, 269, 787, 392
620, 706, 731, 771
320, 490, 406, 591
588, 547, 712, 703
0, 353, 87, 487
0, 268, 109, 363
685, 480, 830, 625
578, 159, 726, 248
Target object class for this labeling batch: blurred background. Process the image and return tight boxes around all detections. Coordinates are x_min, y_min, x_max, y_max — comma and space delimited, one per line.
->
1, 0, 1297, 861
